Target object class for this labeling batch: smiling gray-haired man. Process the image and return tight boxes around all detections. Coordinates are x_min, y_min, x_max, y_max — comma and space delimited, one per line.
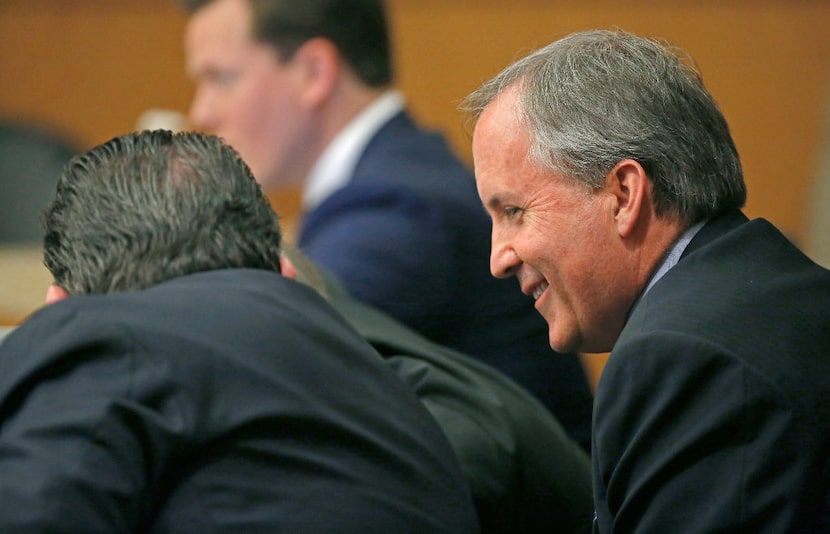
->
464, 29, 830, 533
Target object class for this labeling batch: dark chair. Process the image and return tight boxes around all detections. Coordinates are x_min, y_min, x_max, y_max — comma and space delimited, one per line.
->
0, 122, 78, 243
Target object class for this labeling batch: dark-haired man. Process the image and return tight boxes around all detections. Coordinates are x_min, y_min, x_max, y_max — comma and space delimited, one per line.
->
0, 130, 478, 533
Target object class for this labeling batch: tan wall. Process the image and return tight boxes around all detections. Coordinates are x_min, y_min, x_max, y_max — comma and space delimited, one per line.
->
388, 0, 830, 245
2, 0, 829, 325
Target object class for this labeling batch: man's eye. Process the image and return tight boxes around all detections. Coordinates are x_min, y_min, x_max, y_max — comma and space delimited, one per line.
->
206, 71, 238, 87
504, 207, 522, 218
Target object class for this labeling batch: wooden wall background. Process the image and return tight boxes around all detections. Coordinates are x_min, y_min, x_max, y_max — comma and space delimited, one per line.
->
1, 0, 829, 332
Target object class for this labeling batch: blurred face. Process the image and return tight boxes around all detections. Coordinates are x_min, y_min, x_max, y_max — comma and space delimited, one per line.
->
472, 88, 631, 354
185, 0, 316, 188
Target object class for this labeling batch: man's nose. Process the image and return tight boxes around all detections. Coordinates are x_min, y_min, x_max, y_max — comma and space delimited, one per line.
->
490, 233, 520, 278
188, 87, 217, 132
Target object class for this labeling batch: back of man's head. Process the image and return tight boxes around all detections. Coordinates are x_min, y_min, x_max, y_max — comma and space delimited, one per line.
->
180, 0, 392, 87
43, 129, 283, 295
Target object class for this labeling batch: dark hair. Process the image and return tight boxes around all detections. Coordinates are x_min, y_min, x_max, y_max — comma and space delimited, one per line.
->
43, 130, 283, 295
463, 29, 746, 225
180, 0, 392, 87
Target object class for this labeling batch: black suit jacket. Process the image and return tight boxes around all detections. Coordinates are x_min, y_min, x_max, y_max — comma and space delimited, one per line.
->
593, 211, 830, 532
299, 110, 593, 449
324, 277, 594, 534
0, 269, 479, 533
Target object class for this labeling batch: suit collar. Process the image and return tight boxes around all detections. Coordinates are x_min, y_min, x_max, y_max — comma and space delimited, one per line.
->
303, 90, 405, 211
680, 210, 749, 259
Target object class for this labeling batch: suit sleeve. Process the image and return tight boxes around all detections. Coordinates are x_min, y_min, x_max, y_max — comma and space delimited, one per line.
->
0, 321, 190, 533
385, 354, 515, 497
592, 331, 805, 533
299, 186, 460, 335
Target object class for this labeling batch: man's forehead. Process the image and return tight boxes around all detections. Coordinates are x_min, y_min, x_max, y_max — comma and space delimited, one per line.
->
477, 87, 522, 133
186, 0, 254, 51
185, 5, 258, 75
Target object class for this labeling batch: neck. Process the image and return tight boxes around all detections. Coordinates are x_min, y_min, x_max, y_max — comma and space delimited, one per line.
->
637, 215, 687, 291
320, 76, 388, 148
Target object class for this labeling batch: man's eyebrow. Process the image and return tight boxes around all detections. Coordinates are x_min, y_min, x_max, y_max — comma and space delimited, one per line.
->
486, 194, 506, 210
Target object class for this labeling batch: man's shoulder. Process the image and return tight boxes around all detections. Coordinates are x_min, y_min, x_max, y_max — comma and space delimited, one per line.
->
357, 111, 475, 186
4, 269, 311, 351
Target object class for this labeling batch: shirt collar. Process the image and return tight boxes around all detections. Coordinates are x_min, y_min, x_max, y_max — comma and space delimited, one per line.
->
643, 219, 707, 296
302, 90, 405, 210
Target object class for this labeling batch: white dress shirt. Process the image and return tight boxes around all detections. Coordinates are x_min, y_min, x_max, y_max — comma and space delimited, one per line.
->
302, 90, 405, 211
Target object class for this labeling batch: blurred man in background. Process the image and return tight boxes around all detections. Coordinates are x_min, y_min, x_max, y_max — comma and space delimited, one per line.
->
179, 0, 594, 449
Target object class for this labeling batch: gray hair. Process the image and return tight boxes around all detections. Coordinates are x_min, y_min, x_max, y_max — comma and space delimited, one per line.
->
462, 29, 746, 225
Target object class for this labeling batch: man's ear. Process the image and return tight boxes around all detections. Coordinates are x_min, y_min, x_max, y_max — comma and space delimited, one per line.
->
293, 37, 341, 108
606, 159, 650, 238
279, 256, 298, 280
45, 284, 69, 305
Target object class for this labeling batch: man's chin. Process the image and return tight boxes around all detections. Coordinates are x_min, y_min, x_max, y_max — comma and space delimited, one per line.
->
547, 328, 577, 355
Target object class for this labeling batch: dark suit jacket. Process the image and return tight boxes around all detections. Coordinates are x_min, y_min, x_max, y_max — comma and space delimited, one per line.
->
0, 269, 479, 533
324, 277, 594, 533
298, 110, 593, 449
592, 211, 830, 533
